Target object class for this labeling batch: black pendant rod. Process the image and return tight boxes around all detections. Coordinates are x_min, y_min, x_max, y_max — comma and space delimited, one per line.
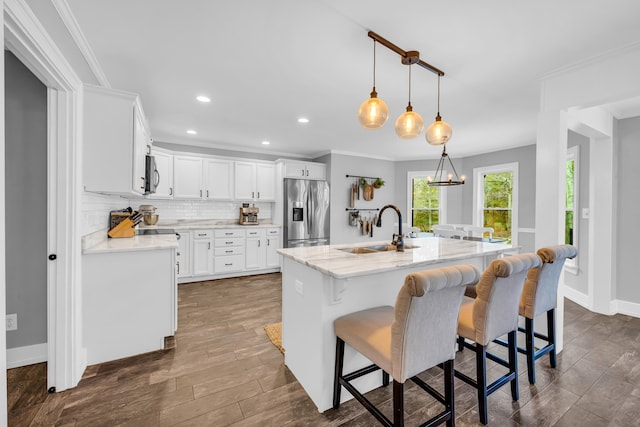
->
367, 31, 445, 77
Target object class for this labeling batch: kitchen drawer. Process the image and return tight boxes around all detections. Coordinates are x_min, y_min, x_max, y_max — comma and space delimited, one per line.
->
193, 230, 213, 239
267, 227, 280, 236
215, 255, 244, 272
214, 237, 244, 247
214, 229, 245, 238
214, 246, 244, 256
245, 229, 266, 238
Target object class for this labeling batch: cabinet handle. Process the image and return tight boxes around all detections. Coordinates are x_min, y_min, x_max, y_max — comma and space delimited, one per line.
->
301, 169, 304, 176
252, 191, 255, 198
225, 232, 233, 235
267, 240, 270, 246
225, 241, 233, 244
176, 261, 180, 275
207, 190, 209, 198
200, 190, 203, 197
258, 241, 261, 247
257, 192, 260, 199
169, 187, 173, 196
225, 263, 232, 266
208, 242, 211, 250
225, 250, 233, 253
306, 170, 309, 176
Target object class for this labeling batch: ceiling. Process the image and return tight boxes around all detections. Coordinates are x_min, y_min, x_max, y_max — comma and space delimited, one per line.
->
64, 0, 640, 160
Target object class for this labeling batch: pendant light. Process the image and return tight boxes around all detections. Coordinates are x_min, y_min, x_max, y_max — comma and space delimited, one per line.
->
426, 74, 453, 145
358, 40, 389, 129
395, 61, 424, 139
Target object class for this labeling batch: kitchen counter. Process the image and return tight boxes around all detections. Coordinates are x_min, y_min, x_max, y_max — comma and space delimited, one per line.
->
279, 236, 516, 412
277, 236, 513, 279
82, 229, 178, 254
140, 220, 281, 231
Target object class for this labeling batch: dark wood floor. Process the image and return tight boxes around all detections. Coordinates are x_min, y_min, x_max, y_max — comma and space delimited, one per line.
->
7, 272, 640, 426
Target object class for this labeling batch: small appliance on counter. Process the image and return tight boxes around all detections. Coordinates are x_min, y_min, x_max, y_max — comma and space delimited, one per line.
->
138, 204, 159, 225
108, 207, 144, 238
239, 203, 259, 225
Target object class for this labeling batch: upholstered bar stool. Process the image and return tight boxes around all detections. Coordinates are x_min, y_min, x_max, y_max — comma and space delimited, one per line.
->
455, 253, 542, 425
516, 244, 577, 384
333, 264, 481, 427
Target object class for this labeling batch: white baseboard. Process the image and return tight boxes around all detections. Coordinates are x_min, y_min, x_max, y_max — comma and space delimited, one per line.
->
562, 285, 589, 308
610, 299, 640, 318
7, 343, 47, 369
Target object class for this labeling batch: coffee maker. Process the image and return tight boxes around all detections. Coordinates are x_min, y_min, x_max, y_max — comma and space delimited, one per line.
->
239, 203, 259, 225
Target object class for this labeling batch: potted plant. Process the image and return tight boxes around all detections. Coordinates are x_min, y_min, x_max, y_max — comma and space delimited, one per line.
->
373, 177, 385, 189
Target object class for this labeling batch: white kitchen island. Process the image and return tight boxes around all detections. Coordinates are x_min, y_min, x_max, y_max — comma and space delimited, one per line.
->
277, 236, 514, 412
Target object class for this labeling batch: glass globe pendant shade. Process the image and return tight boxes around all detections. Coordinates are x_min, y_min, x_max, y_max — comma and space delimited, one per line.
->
426, 114, 453, 145
394, 104, 424, 139
357, 88, 389, 129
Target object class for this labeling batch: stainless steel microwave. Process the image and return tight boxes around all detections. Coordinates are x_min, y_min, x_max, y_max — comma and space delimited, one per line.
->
144, 155, 158, 194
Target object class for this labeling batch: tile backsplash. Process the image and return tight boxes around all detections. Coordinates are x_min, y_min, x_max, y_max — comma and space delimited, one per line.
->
81, 192, 273, 236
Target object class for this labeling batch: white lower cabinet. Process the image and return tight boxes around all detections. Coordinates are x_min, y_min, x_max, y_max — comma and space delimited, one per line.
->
176, 231, 191, 278
192, 230, 214, 276
245, 229, 266, 270
214, 229, 245, 273
175, 226, 281, 282
266, 228, 281, 268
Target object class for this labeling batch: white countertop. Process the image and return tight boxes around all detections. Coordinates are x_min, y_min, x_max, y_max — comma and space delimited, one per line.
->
139, 220, 281, 231
82, 230, 178, 254
277, 236, 514, 279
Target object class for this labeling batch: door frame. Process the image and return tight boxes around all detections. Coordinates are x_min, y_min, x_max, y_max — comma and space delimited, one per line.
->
4, 0, 85, 391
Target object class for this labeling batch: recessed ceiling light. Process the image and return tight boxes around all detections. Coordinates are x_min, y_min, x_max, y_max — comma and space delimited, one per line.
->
298, 117, 309, 123
261, 141, 270, 145
186, 129, 197, 135
196, 95, 211, 103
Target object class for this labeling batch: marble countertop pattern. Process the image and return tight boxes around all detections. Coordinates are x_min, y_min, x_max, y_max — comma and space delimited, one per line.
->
139, 220, 281, 231
82, 230, 179, 254
277, 237, 514, 279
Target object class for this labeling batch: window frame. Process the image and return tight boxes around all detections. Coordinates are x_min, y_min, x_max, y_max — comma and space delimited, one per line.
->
565, 145, 579, 274
473, 162, 519, 246
407, 170, 446, 232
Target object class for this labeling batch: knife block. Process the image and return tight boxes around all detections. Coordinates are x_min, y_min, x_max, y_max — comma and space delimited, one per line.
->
108, 218, 136, 238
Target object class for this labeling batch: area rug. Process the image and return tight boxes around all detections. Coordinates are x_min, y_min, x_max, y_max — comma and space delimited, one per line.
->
264, 322, 285, 354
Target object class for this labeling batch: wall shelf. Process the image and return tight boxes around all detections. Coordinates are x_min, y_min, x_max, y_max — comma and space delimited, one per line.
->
346, 174, 380, 180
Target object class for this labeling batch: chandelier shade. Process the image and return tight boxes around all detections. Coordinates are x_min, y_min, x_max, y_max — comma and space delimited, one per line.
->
395, 103, 424, 139
426, 74, 453, 145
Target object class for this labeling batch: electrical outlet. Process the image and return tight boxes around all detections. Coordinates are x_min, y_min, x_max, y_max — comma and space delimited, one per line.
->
6, 314, 17, 331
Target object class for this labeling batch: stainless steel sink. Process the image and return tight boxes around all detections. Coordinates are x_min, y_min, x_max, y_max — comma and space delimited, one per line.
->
337, 244, 419, 254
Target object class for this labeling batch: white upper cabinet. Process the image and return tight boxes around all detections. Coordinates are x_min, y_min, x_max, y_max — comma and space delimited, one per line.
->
83, 84, 151, 195
204, 159, 233, 200
234, 161, 275, 201
173, 156, 203, 199
282, 160, 326, 180
150, 150, 173, 198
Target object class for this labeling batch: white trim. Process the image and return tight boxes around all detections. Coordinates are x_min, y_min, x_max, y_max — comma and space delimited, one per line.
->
50, 0, 110, 88
4, 0, 85, 392
473, 162, 519, 247
7, 343, 48, 369
612, 299, 640, 318
518, 227, 536, 233
562, 285, 589, 308
406, 170, 447, 230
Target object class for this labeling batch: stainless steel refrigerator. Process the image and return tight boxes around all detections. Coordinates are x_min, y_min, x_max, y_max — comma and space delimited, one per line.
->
283, 178, 330, 248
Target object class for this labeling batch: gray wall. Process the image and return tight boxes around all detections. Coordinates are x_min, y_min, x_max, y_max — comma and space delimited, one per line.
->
616, 116, 640, 304
327, 153, 396, 245
460, 145, 537, 253
564, 131, 590, 294
4, 51, 48, 349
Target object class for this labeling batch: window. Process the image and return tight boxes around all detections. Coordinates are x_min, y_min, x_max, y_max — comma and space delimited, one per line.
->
565, 146, 578, 273
473, 163, 518, 245
407, 171, 445, 232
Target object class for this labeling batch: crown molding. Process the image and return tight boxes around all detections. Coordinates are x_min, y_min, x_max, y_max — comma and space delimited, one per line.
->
51, 0, 111, 88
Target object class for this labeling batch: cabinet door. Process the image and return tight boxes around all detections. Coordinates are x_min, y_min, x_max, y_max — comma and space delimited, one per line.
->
132, 106, 148, 193
234, 161, 256, 200
245, 229, 266, 270
284, 161, 306, 178
176, 231, 191, 278
255, 163, 275, 201
173, 156, 203, 199
192, 237, 213, 276
305, 162, 326, 180
152, 151, 174, 198
204, 159, 233, 200
266, 235, 280, 268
